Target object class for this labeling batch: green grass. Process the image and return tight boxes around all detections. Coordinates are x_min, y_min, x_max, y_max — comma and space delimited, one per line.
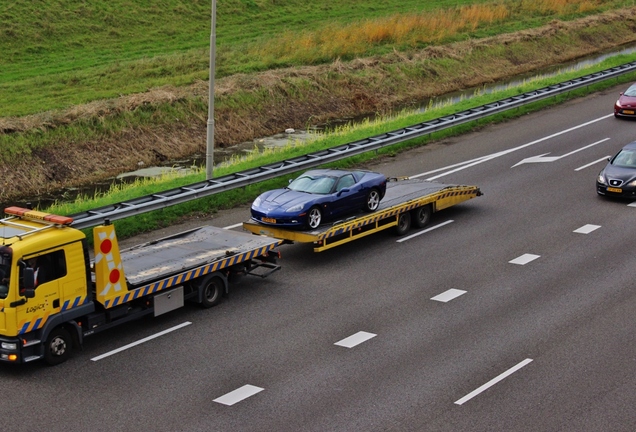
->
47, 51, 636, 241
2, 0, 629, 116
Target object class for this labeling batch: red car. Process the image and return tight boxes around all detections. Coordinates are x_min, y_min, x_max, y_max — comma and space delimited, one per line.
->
614, 83, 636, 118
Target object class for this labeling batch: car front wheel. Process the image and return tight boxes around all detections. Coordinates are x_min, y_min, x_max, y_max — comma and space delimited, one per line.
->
365, 189, 381, 212
307, 207, 322, 229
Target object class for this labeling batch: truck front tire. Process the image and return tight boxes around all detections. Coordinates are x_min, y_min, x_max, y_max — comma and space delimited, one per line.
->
44, 327, 72, 365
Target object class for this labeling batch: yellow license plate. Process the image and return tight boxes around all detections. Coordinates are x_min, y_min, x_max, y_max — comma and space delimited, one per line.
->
607, 187, 622, 193
624, 110, 635, 115
262, 217, 277, 223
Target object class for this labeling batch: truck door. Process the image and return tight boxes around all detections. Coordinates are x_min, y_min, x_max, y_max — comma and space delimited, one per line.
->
15, 250, 67, 336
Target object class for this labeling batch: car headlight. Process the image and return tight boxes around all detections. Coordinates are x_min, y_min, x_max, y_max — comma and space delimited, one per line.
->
597, 172, 606, 185
628, 180, 636, 187
252, 197, 262, 207
616, 99, 622, 108
286, 204, 304, 212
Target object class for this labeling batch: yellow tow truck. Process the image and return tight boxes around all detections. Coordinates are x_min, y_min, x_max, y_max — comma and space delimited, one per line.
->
243, 178, 482, 252
0, 207, 281, 365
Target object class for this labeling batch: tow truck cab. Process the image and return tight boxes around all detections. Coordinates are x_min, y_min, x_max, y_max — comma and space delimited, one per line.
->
0, 207, 92, 363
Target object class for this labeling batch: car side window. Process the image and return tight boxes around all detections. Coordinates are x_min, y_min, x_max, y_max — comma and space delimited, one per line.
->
336, 174, 355, 192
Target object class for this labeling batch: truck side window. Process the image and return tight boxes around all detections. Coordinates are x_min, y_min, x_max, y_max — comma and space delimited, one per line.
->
27, 250, 67, 286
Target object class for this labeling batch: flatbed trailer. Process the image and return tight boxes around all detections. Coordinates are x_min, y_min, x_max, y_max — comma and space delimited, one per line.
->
243, 178, 481, 252
0, 208, 282, 365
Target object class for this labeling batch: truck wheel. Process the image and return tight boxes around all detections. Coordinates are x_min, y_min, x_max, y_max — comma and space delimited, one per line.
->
411, 205, 432, 228
364, 188, 381, 212
44, 327, 72, 365
394, 212, 411, 236
201, 276, 225, 308
307, 207, 322, 229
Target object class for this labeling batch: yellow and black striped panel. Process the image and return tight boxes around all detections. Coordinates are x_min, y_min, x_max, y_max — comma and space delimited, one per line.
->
103, 243, 278, 309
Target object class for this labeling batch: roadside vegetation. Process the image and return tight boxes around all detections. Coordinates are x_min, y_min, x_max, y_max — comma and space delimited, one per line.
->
3, 0, 636, 239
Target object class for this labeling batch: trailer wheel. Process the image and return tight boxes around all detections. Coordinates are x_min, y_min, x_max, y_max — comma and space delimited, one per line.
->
394, 212, 411, 236
307, 207, 322, 229
364, 188, 381, 212
44, 327, 72, 365
201, 276, 225, 308
411, 205, 432, 228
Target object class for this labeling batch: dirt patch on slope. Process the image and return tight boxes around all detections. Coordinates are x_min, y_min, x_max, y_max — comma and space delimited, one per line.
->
2, 8, 636, 203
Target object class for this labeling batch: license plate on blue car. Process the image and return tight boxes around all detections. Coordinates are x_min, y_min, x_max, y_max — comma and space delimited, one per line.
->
262, 217, 276, 223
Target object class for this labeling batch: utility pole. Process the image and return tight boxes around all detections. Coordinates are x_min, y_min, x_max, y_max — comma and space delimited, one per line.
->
206, 0, 217, 179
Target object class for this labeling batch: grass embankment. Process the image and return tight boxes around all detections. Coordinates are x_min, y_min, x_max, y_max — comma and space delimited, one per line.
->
3, 0, 636, 239
52, 57, 636, 240
1, 0, 611, 117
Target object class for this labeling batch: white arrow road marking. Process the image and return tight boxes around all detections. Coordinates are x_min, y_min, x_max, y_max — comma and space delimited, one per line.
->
512, 138, 610, 167
411, 114, 613, 180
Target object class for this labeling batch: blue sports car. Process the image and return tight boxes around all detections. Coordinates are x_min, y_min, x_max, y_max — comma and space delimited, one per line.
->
251, 169, 387, 229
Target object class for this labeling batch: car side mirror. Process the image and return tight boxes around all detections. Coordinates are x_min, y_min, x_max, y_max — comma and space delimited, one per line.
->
337, 188, 350, 196
23, 289, 35, 299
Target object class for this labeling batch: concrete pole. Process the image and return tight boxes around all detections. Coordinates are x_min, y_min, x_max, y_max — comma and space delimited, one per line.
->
206, 0, 217, 179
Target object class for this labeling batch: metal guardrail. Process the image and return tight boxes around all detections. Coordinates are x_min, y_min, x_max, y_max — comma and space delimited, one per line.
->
69, 60, 636, 229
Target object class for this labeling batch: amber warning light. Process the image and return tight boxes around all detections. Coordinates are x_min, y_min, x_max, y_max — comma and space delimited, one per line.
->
4, 207, 74, 225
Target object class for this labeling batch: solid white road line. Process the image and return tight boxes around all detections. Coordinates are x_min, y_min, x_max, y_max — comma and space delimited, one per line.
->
91, 321, 192, 361
573, 224, 601, 234
335, 331, 377, 348
454, 358, 533, 405
431, 289, 467, 303
509, 254, 540, 265
214, 385, 264, 406
396, 220, 454, 243
224, 222, 244, 230
575, 156, 611, 171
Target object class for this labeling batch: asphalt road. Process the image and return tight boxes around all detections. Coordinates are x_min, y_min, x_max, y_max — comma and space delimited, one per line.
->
3, 83, 636, 432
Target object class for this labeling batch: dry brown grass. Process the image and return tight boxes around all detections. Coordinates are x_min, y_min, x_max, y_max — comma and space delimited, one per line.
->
250, 0, 601, 62
1, 6, 636, 203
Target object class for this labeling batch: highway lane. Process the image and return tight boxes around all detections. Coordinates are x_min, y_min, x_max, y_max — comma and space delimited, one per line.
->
2, 83, 636, 431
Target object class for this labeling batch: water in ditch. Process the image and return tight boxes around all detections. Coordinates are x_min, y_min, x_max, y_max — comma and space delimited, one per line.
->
14, 42, 636, 210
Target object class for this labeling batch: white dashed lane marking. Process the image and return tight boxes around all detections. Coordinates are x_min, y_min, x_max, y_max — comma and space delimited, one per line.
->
214, 385, 264, 406
509, 254, 540, 265
573, 224, 600, 234
335, 331, 377, 348
455, 358, 533, 405
431, 289, 467, 303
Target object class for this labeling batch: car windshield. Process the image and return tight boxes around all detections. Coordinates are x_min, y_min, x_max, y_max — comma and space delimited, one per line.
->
624, 85, 636, 97
612, 149, 636, 167
288, 175, 336, 194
